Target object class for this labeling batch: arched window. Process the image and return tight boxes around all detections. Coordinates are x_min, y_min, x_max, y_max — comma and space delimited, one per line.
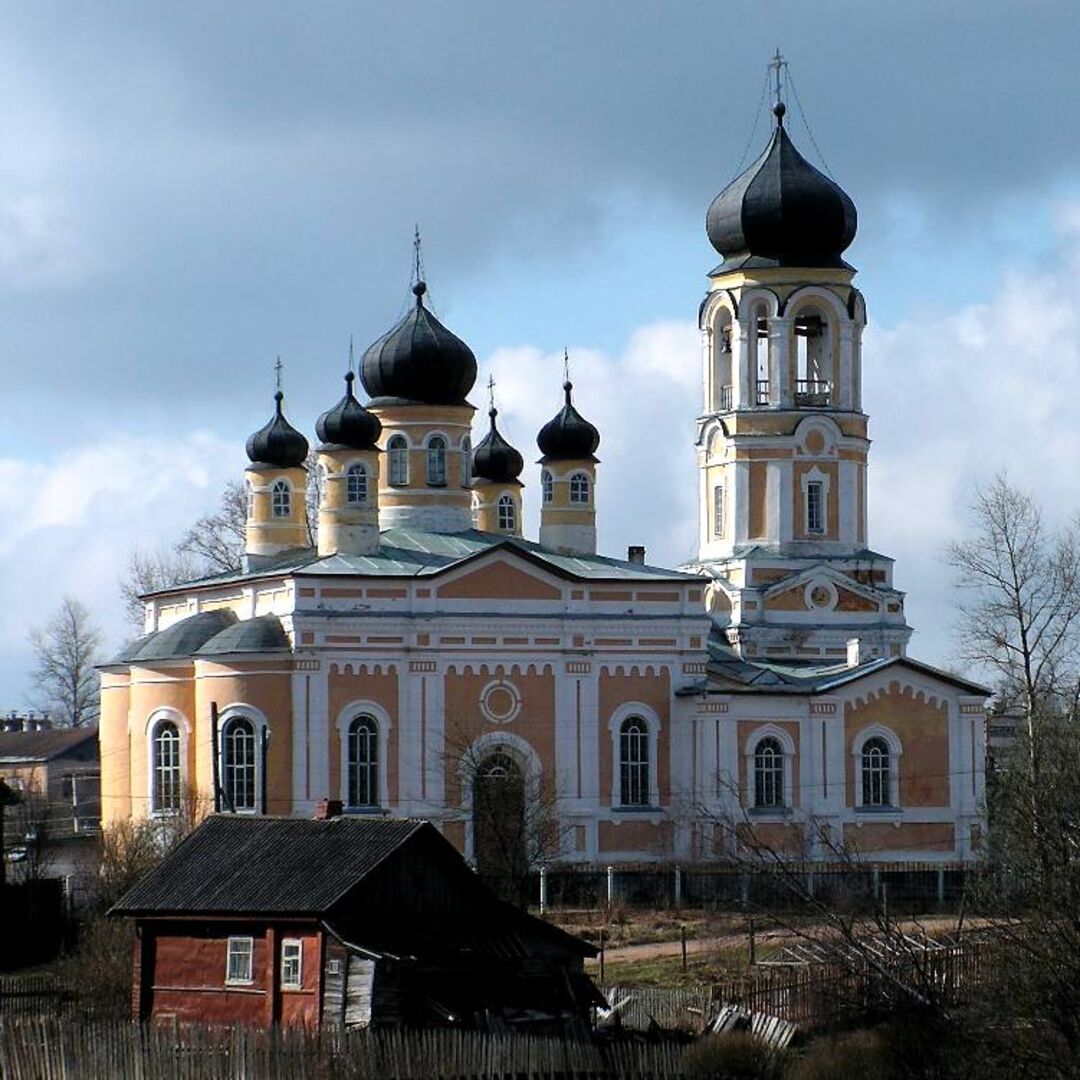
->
271, 479, 291, 518
497, 494, 516, 531
221, 717, 257, 813
861, 737, 891, 807
346, 463, 368, 505
388, 435, 409, 486
426, 435, 447, 487
152, 721, 181, 814
317, 464, 327, 505
347, 716, 379, 808
541, 469, 553, 504
462, 437, 472, 487
619, 717, 650, 807
753, 737, 784, 809
245, 481, 254, 517
569, 472, 590, 504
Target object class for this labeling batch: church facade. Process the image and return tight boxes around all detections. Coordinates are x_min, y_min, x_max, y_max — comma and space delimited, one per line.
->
99, 95, 987, 867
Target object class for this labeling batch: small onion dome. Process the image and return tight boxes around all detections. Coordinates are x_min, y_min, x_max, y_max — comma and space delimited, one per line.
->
246, 391, 309, 467
360, 281, 477, 406
706, 102, 857, 272
315, 371, 382, 450
473, 406, 524, 483
537, 380, 600, 463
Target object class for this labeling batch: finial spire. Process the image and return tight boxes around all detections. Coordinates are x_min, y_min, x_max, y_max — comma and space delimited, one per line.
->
487, 373, 497, 418
769, 49, 787, 124
348, 334, 354, 374
562, 348, 573, 403
274, 355, 284, 394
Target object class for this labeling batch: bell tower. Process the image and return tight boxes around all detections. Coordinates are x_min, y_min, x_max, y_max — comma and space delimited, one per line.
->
685, 59, 911, 663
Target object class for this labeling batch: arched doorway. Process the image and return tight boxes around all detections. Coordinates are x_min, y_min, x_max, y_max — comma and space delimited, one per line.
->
472, 750, 528, 904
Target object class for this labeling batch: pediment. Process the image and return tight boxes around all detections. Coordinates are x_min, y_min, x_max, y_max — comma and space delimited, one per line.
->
436, 556, 563, 601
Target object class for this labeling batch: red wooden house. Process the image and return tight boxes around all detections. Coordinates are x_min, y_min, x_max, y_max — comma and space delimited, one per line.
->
111, 810, 599, 1031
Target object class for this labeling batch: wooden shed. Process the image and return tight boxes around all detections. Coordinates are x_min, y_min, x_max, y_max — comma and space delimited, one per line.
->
111, 811, 599, 1032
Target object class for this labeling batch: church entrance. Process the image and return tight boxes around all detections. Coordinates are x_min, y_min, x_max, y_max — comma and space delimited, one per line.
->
472, 751, 528, 904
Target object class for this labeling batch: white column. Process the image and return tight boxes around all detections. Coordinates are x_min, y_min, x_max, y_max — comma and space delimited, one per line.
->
732, 459, 751, 546
769, 317, 793, 408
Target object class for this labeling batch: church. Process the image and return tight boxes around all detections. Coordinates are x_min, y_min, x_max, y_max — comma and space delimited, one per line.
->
99, 89, 987, 869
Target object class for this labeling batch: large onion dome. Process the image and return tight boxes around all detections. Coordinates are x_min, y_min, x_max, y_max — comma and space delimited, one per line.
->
246, 391, 309, 467
537, 381, 600, 463
315, 371, 382, 450
360, 281, 477, 406
473, 406, 524, 483
706, 103, 857, 272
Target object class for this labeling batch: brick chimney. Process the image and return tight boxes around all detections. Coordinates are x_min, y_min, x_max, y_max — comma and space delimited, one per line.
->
627, 545, 646, 565
313, 799, 344, 820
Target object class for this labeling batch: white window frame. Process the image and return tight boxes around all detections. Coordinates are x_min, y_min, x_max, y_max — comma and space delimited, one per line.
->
280, 939, 303, 990
217, 706, 270, 815
271, 479, 291, 518
541, 469, 553, 504
346, 462, 368, 505
387, 435, 409, 486
426, 434, 447, 487
801, 467, 830, 536
335, 701, 392, 813
713, 482, 725, 538
852, 725, 903, 810
744, 725, 795, 813
226, 936, 254, 985
145, 709, 189, 819
569, 472, 590, 504
607, 704, 661, 812
497, 494, 516, 531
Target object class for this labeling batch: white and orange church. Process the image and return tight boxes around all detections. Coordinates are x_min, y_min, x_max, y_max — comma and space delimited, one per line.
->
99, 94, 987, 867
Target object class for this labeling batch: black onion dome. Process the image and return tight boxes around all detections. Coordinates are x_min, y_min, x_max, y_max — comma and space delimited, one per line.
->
315, 371, 382, 450
706, 104, 857, 272
537, 381, 600, 463
360, 282, 477, 406
246, 391, 309, 468
473, 406, 524, 483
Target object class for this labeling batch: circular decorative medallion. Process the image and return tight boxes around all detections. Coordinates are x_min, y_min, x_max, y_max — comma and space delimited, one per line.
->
804, 580, 837, 611
479, 679, 522, 725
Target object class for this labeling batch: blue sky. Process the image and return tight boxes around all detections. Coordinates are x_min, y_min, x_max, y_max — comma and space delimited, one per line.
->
3, 2, 1080, 700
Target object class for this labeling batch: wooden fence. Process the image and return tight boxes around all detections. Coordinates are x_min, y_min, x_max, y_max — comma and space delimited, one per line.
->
0, 1018, 691, 1080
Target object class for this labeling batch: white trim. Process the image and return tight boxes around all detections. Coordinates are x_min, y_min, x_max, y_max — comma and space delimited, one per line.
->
280, 938, 303, 990
852, 724, 903, 809
801, 466, 830, 535
607, 702, 662, 810
225, 936, 255, 985
216, 704, 271, 815
334, 699, 392, 811
744, 723, 795, 812
145, 707, 190, 817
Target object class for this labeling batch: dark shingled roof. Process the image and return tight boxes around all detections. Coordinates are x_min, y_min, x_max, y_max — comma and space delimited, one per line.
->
197, 614, 291, 656
0, 725, 98, 763
111, 815, 429, 915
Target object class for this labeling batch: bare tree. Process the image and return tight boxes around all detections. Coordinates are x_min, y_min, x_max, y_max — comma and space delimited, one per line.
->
29, 596, 102, 727
176, 478, 248, 574
119, 546, 203, 630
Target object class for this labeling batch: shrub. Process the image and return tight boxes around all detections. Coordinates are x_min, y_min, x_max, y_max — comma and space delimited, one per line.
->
682, 1032, 786, 1079
786, 1030, 887, 1080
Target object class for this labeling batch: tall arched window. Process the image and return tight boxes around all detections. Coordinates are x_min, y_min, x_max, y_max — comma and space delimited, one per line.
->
426, 435, 447, 486
462, 437, 472, 487
753, 737, 784, 809
271, 479, 291, 518
245, 481, 254, 516
346, 463, 368, 505
569, 472, 590, 504
619, 717, 649, 807
497, 494, 516, 531
221, 717, 257, 813
152, 721, 181, 813
317, 464, 327, 505
541, 469, 553, 504
388, 435, 409, 486
861, 737, 891, 807
347, 715, 379, 808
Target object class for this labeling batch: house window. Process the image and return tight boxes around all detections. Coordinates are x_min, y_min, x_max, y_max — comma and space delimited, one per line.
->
861, 737, 891, 807
152, 721, 181, 814
462, 437, 471, 486
388, 435, 408, 486
806, 480, 824, 534
281, 939, 302, 989
619, 717, 650, 807
226, 936, 254, 984
753, 737, 784, 808
346, 463, 368, 505
713, 483, 725, 538
271, 479, 291, 518
222, 717, 258, 813
569, 472, 590, 504
426, 436, 447, 486
497, 494, 516, 531
541, 469, 553, 504
347, 715, 379, 808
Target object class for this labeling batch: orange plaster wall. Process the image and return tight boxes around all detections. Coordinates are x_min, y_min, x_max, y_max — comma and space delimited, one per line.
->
748, 461, 767, 539
844, 683, 950, 808
327, 669, 399, 803
765, 587, 807, 613
843, 822, 954, 854
737, 721, 800, 804
598, 670, 671, 807
737, 820, 807, 855
437, 561, 561, 601
835, 587, 878, 613
100, 674, 131, 824
598, 818, 673, 856
442, 667, 555, 805
128, 666, 196, 821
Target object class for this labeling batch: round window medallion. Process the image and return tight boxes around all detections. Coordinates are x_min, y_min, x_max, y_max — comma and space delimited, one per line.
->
804, 581, 837, 610
479, 679, 522, 724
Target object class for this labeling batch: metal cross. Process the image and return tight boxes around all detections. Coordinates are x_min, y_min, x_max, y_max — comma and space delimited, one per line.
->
563, 347, 570, 383
413, 224, 423, 284
769, 49, 786, 106
487, 373, 496, 412
274, 355, 283, 392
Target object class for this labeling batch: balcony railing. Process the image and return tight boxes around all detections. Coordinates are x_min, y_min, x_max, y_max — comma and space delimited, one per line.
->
795, 379, 832, 407
719, 385, 734, 411
756, 379, 770, 405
